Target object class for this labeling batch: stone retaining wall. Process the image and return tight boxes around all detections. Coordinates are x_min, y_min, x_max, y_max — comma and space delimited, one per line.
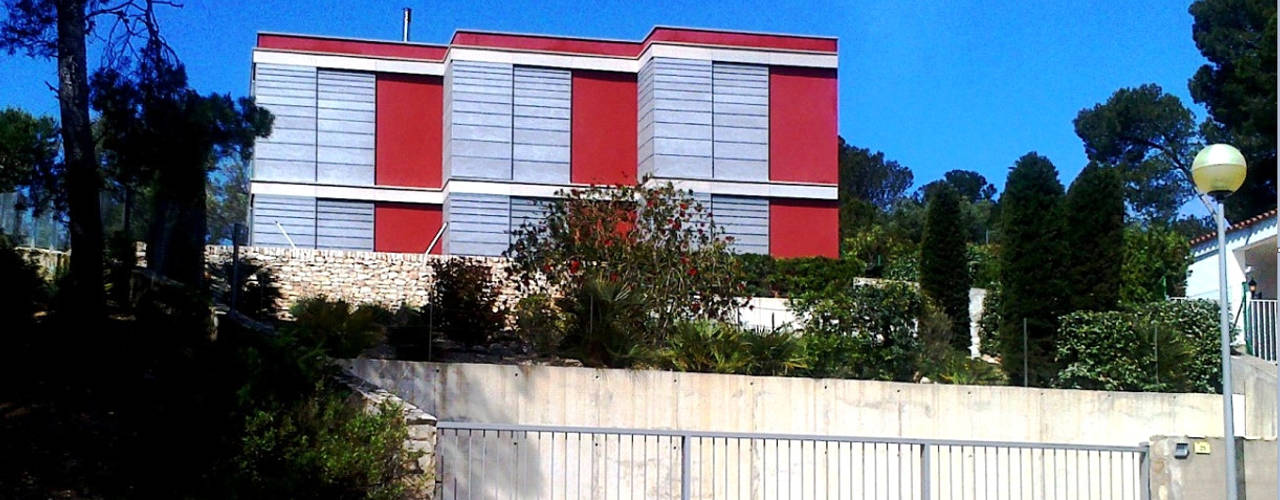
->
204, 245, 516, 313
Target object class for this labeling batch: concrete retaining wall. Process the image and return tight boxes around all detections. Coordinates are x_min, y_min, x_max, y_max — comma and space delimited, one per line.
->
344, 359, 1233, 447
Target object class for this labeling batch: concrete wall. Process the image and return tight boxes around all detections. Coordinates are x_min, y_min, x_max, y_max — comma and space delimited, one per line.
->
344, 359, 1230, 447
1148, 435, 1276, 500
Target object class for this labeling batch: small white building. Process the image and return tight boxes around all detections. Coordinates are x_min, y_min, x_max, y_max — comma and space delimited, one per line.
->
1185, 209, 1277, 357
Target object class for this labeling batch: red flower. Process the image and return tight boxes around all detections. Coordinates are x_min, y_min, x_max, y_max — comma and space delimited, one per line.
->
687, 267, 698, 276
570, 260, 581, 272
680, 202, 688, 210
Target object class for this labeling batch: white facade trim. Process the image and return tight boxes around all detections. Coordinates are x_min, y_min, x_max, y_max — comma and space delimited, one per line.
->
253, 50, 445, 75
640, 43, 838, 69
252, 177, 837, 204
251, 181, 446, 204
647, 178, 838, 200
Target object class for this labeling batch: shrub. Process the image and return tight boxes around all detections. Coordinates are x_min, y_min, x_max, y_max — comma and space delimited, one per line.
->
920, 183, 971, 348
967, 243, 1000, 290
514, 294, 565, 357
1120, 224, 1191, 304
771, 257, 863, 297
791, 282, 923, 381
735, 253, 776, 296
1053, 299, 1220, 393
923, 350, 1008, 386
0, 232, 47, 333
660, 320, 753, 374
207, 258, 283, 321
976, 286, 1002, 358
507, 181, 748, 339
916, 298, 956, 365
430, 258, 505, 347
557, 277, 651, 368
744, 327, 806, 376
285, 298, 385, 359
235, 391, 425, 499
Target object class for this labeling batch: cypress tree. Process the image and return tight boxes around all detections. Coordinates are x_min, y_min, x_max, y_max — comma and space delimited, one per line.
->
1063, 162, 1125, 312
919, 183, 971, 350
998, 153, 1068, 386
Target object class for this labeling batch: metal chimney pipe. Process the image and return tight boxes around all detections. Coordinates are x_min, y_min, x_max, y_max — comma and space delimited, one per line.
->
402, 7, 412, 42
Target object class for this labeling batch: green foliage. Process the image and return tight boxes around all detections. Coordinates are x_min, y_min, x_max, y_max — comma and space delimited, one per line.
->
1189, 0, 1277, 220
792, 282, 924, 381
284, 298, 385, 359
0, 107, 62, 213
1054, 300, 1222, 393
840, 224, 915, 279
508, 181, 748, 336
838, 137, 914, 213
92, 47, 272, 285
206, 159, 249, 245
997, 153, 1068, 386
977, 286, 1002, 358
1073, 84, 1198, 223
514, 294, 565, 357
924, 350, 1009, 386
967, 243, 1000, 290
920, 183, 971, 348
1120, 224, 1190, 304
235, 392, 424, 500
557, 277, 651, 368
430, 258, 505, 347
660, 320, 754, 374
1063, 163, 1125, 311
771, 257, 863, 296
743, 328, 807, 376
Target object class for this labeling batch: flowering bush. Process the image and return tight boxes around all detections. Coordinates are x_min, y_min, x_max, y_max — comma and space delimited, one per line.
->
507, 181, 749, 343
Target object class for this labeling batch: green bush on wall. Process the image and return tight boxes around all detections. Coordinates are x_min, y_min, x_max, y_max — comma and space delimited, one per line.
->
1053, 299, 1221, 393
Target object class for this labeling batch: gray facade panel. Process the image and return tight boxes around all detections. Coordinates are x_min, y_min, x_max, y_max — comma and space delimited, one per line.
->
712, 62, 769, 182
316, 69, 375, 186
315, 199, 373, 252
510, 197, 552, 244
252, 63, 317, 183
444, 193, 511, 256
251, 194, 316, 248
639, 58, 714, 180
447, 61, 514, 182
711, 194, 769, 254
512, 66, 570, 183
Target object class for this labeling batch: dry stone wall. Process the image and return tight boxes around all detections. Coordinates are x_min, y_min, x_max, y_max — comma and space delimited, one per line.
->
204, 245, 518, 313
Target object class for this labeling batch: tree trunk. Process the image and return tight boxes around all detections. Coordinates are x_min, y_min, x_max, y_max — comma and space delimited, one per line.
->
55, 0, 104, 317
146, 169, 206, 286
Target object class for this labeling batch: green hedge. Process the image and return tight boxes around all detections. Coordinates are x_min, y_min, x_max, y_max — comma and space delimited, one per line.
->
735, 254, 864, 297
1053, 300, 1221, 393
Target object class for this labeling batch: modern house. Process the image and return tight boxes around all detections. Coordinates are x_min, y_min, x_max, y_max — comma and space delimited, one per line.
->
1185, 209, 1277, 358
246, 26, 839, 258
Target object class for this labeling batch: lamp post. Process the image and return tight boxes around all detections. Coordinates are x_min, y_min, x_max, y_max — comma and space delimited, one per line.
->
1192, 143, 1248, 500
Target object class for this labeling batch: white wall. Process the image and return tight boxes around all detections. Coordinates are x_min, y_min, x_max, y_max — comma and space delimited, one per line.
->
345, 360, 1236, 446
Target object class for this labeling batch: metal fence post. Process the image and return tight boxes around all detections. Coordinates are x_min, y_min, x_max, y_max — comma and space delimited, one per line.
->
921, 444, 932, 500
1139, 442, 1151, 500
681, 434, 691, 500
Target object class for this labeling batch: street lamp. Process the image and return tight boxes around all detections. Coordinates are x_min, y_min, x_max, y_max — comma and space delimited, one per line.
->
1191, 142, 1248, 500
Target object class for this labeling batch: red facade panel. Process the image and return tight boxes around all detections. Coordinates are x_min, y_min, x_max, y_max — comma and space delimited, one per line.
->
769, 199, 839, 258
452, 31, 640, 57
648, 28, 837, 53
257, 33, 446, 60
376, 74, 443, 188
571, 71, 637, 185
769, 67, 838, 185
374, 203, 443, 254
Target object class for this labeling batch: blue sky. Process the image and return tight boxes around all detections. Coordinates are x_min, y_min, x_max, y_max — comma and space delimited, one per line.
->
0, 0, 1207, 196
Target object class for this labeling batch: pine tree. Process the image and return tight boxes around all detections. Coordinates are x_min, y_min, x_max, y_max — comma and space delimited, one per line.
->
997, 153, 1068, 386
919, 183, 971, 350
1063, 163, 1125, 312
